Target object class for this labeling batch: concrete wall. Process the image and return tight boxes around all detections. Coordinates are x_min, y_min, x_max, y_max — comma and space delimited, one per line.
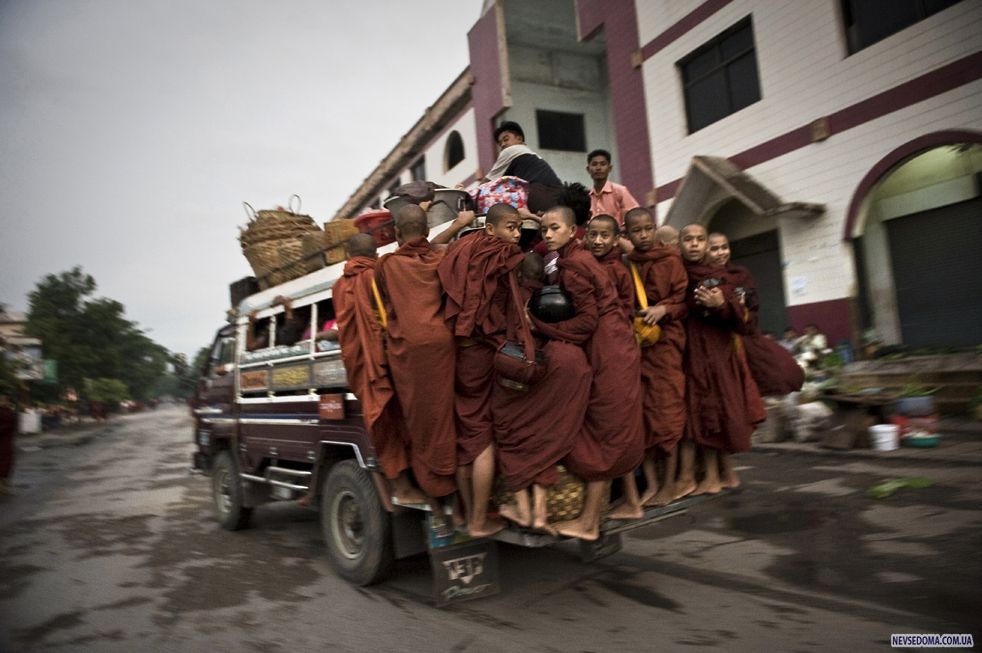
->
636, 0, 982, 316
357, 106, 479, 213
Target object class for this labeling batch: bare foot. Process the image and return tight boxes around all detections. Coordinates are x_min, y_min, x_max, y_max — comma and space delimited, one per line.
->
606, 502, 644, 520
498, 502, 531, 528
468, 516, 507, 538
553, 519, 599, 541
646, 484, 677, 507
674, 478, 697, 500
531, 515, 557, 535
639, 486, 658, 506
691, 477, 722, 496
392, 487, 429, 506
720, 471, 741, 489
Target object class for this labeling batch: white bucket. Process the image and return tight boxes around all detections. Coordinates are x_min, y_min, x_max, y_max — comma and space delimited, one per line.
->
869, 424, 900, 451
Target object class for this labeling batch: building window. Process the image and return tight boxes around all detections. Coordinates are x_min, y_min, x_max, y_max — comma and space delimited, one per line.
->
535, 110, 586, 152
410, 157, 426, 182
678, 17, 761, 134
841, 0, 963, 54
444, 131, 465, 172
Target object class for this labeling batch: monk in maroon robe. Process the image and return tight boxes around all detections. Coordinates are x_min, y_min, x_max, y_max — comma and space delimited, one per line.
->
618, 207, 690, 512
491, 251, 590, 533
438, 203, 524, 536
585, 214, 634, 323
681, 224, 765, 495
375, 206, 457, 501
530, 206, 644, 541
333, 234, 417, 500
707, 232, 804, 398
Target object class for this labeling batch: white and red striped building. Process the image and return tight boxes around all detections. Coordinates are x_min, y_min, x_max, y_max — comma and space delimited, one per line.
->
334, 0, 982, 349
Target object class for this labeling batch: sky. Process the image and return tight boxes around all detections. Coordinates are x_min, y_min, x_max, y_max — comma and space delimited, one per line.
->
0, 0, 481, 357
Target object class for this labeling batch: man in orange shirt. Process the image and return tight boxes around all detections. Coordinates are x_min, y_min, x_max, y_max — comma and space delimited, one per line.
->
586, 149, 640, 226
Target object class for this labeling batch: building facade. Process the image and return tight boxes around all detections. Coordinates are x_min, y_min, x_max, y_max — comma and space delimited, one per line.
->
336, 0, 982, 348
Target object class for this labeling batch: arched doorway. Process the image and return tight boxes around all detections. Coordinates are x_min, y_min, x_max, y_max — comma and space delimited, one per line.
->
707, 199, 788, 336
848, 134, 982, 347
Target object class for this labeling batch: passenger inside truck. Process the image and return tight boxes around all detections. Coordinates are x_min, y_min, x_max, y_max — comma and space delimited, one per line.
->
246, 311, 270, 351
308, 299, 339, 347
274, 296, 309, 346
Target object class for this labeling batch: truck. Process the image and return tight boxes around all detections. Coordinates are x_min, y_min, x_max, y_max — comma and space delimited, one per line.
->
190, 215, 709, 604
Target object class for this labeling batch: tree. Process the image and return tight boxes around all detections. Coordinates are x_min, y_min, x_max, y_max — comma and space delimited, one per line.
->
25, 266, 172, 402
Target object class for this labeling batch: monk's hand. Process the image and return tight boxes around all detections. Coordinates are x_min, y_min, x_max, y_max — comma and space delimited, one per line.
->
517, 206, 540, 222
641, 305, 667, 325
696, 287, 725, 308
454, 210, 476, 227
248, 310, 259, 324
418, 200, 433, 212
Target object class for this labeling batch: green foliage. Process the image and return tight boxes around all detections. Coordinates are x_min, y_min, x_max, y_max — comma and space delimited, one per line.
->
25, 266, 172, 402
86, 377, 129, 405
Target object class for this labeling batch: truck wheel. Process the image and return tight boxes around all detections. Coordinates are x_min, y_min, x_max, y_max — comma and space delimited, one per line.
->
321, 459, 393, 585
212, 450, 253, 530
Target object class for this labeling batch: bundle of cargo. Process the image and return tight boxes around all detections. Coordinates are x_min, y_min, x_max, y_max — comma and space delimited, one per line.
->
239, 195, 321, 289
382, 180, 472, 228
300, 217, 361, 273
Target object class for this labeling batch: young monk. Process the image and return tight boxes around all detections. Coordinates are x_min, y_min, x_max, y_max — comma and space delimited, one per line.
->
680, 223, 765, 495
618, 207, 690, 510
438, 203, 524, 537
530, 205, 644, 540
374, 205, 458, 508
585, 214, 633, 322
490, 251, 592, 533
584, 213, 647, 518
655, 224, 679, 248
332, 233, 419, 503
705, 232, 800, 488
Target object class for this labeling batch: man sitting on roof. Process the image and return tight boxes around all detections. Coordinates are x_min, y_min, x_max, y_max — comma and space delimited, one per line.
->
484, 121, 563, 214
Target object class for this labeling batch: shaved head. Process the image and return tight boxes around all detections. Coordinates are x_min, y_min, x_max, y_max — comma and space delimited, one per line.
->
543, 205, 576, 227
519, 252, 544, 283
623, 207, 652, 230
486, 202, 520, 226
587, 214, 618, 234
395, 204, 428, 242
680, 223, 707, 239
346, 233, 377, 258
655, 225, 679, 247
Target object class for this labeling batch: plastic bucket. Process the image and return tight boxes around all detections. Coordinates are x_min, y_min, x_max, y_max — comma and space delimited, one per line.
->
869, 424, 900, 451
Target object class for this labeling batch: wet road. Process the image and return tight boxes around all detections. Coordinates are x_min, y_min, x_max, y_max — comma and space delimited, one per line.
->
1, 406, 979, 651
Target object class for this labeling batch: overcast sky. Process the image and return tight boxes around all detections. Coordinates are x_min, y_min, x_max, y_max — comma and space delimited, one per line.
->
0, 0, 480, 357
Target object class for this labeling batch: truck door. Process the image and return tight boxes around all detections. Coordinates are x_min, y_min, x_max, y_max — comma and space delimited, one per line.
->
195, 329, 237, 444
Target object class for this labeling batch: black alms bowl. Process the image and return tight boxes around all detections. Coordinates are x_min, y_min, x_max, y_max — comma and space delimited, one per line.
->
529, 285, 575, 323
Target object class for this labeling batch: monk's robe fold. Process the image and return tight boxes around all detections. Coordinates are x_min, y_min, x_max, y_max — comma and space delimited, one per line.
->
492, 278, 590, 491
596, 245, 634, 323
333, 256, 409, 479
532, 240, 644, 482
376, 237, 457, 497
438, 234, 524, 467
628, 246, 689, 454
683, 260, 766, 453
724, 265, 804, 397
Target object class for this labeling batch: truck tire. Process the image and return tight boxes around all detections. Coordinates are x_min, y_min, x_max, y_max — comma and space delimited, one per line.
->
321, 459, 393, 586
212, 450, 253, 531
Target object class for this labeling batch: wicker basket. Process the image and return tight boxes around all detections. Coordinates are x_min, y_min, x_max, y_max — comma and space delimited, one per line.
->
301, 232, 327, 274
493, 465, 589, 522
239, 196, 322, 287
323, 218, 360, 246
325, 242, 347, 265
